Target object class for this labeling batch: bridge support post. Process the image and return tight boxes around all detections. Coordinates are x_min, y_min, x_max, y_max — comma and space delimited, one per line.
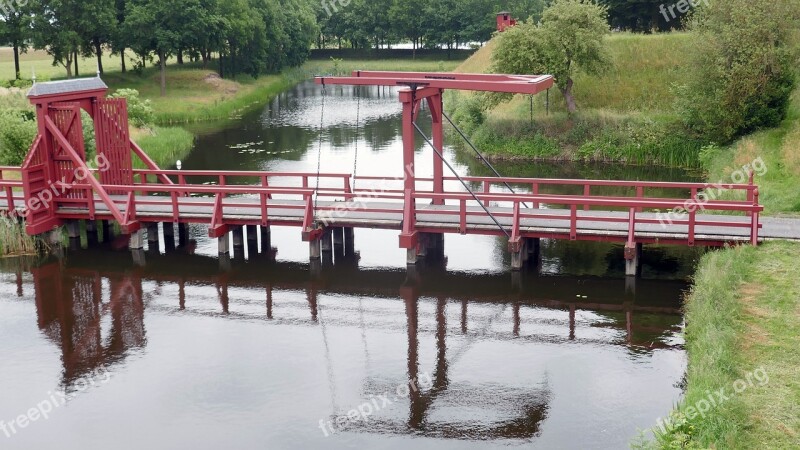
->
48, 228, 62, 246
332, 227, 344, 248
178, 223, 188, 247
129, 229, 145, 250
406, 248, 419, 265
218, 233, 230, 255
233, 226, 244, 249
67, 221, 81, 240
321, 228, 333, 253
526, 238, 542, 272
247, 226, 258, 256
163, 223, 175, 251
511, 248, 524, 271
309, 238, 321, 261
417, 234, 428, 258
86, 220, 98, 246
101, 220, 113, 243
260, 226, 271, 254
624, 243, 643, 277
344, 227, 355, 255
147, 223, 159, 251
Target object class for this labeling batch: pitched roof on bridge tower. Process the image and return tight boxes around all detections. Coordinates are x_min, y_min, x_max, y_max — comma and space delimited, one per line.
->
27, 77, 109, 99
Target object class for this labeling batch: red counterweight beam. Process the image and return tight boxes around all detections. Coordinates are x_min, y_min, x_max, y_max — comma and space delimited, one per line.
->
315, 71, 554, 95
313, 71, 554, 251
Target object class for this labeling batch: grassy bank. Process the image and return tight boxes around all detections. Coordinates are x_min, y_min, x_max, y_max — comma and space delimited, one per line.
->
0, 216, 37, 257
641, 242, 800, 448
703, 90, 800, 216
447, 33, 704, 167
130, 126, 195, 169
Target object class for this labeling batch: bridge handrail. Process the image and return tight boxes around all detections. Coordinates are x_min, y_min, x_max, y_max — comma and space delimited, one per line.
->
352, 175, 758, 194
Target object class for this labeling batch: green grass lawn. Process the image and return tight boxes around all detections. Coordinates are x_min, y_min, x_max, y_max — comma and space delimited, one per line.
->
447, 32, 702, 166
640, 242, 800, 448
704, 90, 800, 216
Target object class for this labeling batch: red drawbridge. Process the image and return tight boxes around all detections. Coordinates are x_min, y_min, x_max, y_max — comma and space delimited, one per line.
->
0, 72, 768, 274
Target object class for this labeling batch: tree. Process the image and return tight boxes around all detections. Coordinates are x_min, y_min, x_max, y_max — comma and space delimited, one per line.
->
31, 0, 84, 78
0, 1, 32, 80
493, 0, 610, 113
76, 0, 117, 75
124, 0, 212, 95
390, 0, 425, 56
601, 0, 678, 31
676, 0, 800, 143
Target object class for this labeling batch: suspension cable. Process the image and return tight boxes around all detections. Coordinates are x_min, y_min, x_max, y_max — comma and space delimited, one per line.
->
352, 86, 361, 194
442, 111, 529, 209
314, 83, 326, 217
412, 122, 510, 238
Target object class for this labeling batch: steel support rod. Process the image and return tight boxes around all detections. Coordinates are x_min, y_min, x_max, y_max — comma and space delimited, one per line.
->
412, 122, 510, 238
442, 111, 529, 208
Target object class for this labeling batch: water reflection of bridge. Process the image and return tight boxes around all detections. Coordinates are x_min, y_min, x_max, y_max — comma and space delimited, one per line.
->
12, 251, 684, 440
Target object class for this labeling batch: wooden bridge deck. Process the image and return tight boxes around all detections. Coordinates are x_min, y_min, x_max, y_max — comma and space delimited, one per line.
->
4, 195, 799, 244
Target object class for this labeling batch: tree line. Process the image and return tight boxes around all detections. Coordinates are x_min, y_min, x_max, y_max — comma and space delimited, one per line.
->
2, 0, 702, 92
0, 0, 318, 94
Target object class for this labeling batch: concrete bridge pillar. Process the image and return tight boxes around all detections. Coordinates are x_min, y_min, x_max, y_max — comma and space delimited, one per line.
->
177, 223, 188, 247
218, 233, 230, 255
511, 239, 528, 271
147, 223, 159, 251
233, 226, 244, 248
260, 226, 271, 254
66, 221, 81, 240
101, 220, 113, 243
624, 243, 643, 277
332, 227, 344, 248
321, 228, 333, 253
163, 223, 175, 251
309, 239, 321, 261
247, 226, 258, 256
86, 220, 98, 245
407, 248, 419, 265
344, 227, 355, 253
129, 229, 145, 250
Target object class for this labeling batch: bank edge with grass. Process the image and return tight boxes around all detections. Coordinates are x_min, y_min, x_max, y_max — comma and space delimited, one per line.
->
636, 242, 800, 449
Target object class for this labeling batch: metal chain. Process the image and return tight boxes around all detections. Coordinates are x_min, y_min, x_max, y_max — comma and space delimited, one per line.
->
314, 85, 326, 217
352, 87, 361, 194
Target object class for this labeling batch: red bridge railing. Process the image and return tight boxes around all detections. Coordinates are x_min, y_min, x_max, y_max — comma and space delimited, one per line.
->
0, 167, 763, 247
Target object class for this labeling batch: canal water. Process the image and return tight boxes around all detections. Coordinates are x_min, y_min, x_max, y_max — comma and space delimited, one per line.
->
0, 82, 704, 449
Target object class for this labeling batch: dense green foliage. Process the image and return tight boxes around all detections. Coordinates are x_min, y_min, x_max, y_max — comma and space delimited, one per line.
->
316, 0, 554, 52
108, 88, 154, 127
492, 0, 610, 112
2, 0, 319, 94
675, 0, 800, 143
0, 107, 37, 165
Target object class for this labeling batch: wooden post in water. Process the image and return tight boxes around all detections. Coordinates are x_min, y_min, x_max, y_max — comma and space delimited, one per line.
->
247, 226, 258, 257
163, 222, 175, 251
86, 220, 98, 246
129, 229, 145, 250
218, 233, 230, 255
260, 226, 271, 254
147, 223, 159, 251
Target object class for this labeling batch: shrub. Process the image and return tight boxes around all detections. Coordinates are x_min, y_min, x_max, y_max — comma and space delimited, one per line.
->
0, 110, 38, 166
109, 88, 155, 127
676, 0, 800, 143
